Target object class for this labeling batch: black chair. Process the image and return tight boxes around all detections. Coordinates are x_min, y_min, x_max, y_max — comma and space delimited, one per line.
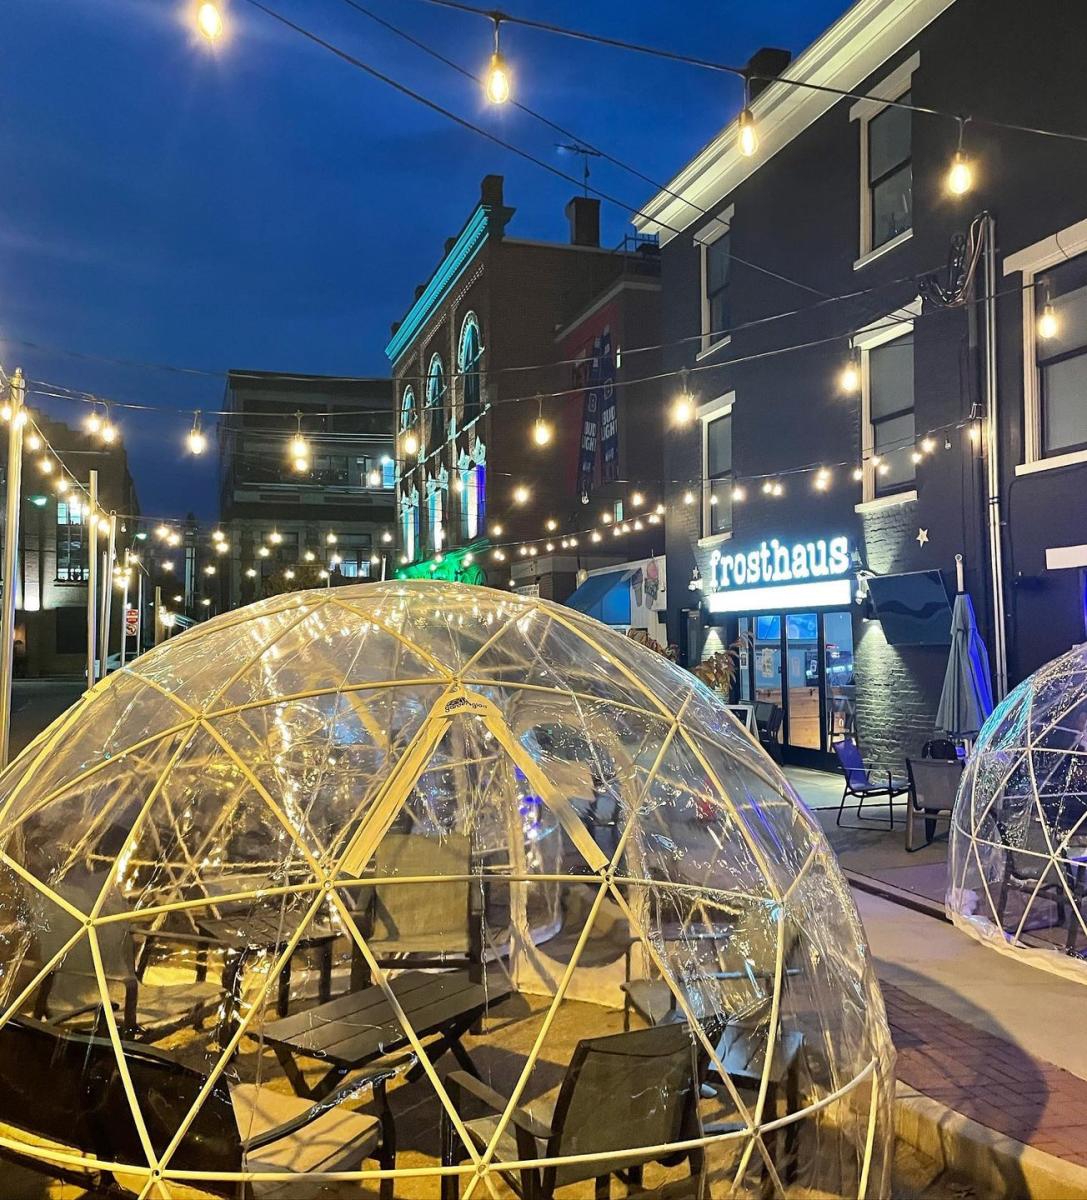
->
905, 758, 964, 851
995, 821, 1087, 953
440, 1024, 706, 1200
0, 1013, 396, 1199
754, 702, 783, 761
834, 739, 909, 829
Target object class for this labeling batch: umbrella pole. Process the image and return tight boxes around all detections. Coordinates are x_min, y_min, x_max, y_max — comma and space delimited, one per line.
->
955, 553, 965, 595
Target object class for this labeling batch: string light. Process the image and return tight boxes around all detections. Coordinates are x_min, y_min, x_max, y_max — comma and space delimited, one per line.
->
201, 598, 212, 607
737, 104, 758, 158
921, 436, 936, 453
683, 490, 694, 505
484, 17, 511, 104
493, 549, 506, 561
531, 395, 553, 447
0, 403, 10, 422
57, 478, 69, 494
325, 532, 336, 545
368, 468, 381, 487
204, 565, 216, 576
188, 413, 207, 455
402, 431, 419, 456
631, 491, 644, 507
303, 550, 316, 562
513, 484, 529, 504
38, 458, 53, 474
946, 118, 974, 196
852, 467, 864, 481
761, 480, 773, 494
839, 353, 860, 394
215, 540, 229, 554
381, 530, 393, 543
602, 512, 613, 524
259, 546, 270, 558
814, 469, 832, 491
591, 530, 602, 543
490, 523, 503, 537
245, 568, 257, 578
731, 484, 746, 502
545, 518, 557, 531
101, 421, 117, 445
84, 410, 102, 435
167, 531, 181, 547
284, 568, 295, 580
270, 530, 283, 545
911, 449, 923, 464
545, 542, 554, 552
672, 368, 695, 425
1037, 291, 1060, 340
196, 2, 224, 41
26, 433, 41, 452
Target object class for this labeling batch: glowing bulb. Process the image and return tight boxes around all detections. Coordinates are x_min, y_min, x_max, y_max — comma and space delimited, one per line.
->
878, 462, 890, 476
513, 485, 529, 505
403, 431, 419, 456
672, 394, 694, 425
167, 532, 180, 547
368, 468, 381, 487
331, 554, 342, 566
921, 436, 936, 454
738, 108, 758, 157
485, 53, 511, 104
39, 458, 52, 474
602, 512, 613, 524
852, 467, 864, 481
162, 561, 175, 572
304, 550, 315, 562
840, 362, 860, 393
212, 529, 224, 541
101, 423, 117, 445
493, 549, 506, 561
155, 524, 168, 539
732, 485, 746, 502
319, 569, 329, 579
201, 598, 212, 607
968, 423, 981, 444
259, 546, 270, 558
293, 456, 309, 472
370, 553, 380, 565
26, 433, 41, 451
245, 568, 257, 578
532, 419, 552, 446
0, 404, 10, 422
528, 546, 538, 557
326, 532, 337, 544
269, 530, 282, 545
188, 429, 207, 455
215, 541, 229, 553
57, 478, 69, 494
204, 565, 216, 575
85, 412, 101, 435
544, 542, 554, 552
683, 491, 694, 506
761, 480, 773, 494
631, 491, 644, 507
911, 449, 923, 464
284, 569, 295, 580
490, 523, 503, 537
772, 482, 784, 496
870, 454, 882, 467
518, 546, 528, 557
545, 518, 557, 532
197, 3, 223, 40
381, 530, 392, 543
1037, 304, 1059, 340
591, 531, 602, 543
947, 152, 973, 196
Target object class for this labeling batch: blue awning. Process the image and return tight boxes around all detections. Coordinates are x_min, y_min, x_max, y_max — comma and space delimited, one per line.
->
564, 569, 634, 625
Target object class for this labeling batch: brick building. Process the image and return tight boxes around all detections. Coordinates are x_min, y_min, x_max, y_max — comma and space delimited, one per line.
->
386, 175, 664, 601
634, 0, 1087, 769
8, 413, 138, 677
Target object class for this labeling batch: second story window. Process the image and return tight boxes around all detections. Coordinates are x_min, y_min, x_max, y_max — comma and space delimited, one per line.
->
867, 95, 912, 252
459, 313, 483, 425
697, 207, 733, 356
56, 500, 88, 582
853, 55, 917, 263
699, 395, 733, 539
426, 355, 445, 455
1035, 252, 1087, 457
864, 328, 915, 498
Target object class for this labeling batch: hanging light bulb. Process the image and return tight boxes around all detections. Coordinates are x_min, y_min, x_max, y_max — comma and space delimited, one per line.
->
911, 449, 923, 464
737, 107, 758, 158
188, 412, 207, 455
245, 567, 257, 578
101, 422, 117, 445
269, 530, 283, 545
325, 531, 336, 545
484, 18, 511, 104
167, 531, 181, 547
731, 484, 746, 502
259, 546, 270, 558
204, 564, 216, 576
0, 403, 10, 422
39, 458, 53, 474
921, 436, 936, 454
368, 468, 381, 487
403, 430, 419, 456
683, 491, 694, 506
303, 550, 316, 562
1037, 298, 1060, 340
545, 518, 557, 532
381, 530, 393, 543
591, 530, 602, 543
196, 2, 224, 41
531, 395, 552, 447
284, 568, 295, 580
772, 482, 784, 496
631, 491, 644, 507
163, 561, 175, 572
490, 523, 503, 537
57, 478, 69, 494
852, 466, 864, 481
672, 368, 695, 425
26, 433, 41, 452
946, 118, 974, 196
513, 484, 529, 505
85, 410, 102, 435
839, 354, 860, 394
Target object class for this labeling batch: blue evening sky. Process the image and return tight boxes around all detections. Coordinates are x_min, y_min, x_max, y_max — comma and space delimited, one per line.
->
0, 0, 848, 518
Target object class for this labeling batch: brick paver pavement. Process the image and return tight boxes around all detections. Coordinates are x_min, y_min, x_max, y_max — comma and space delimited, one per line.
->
882, 981, 1087, 1168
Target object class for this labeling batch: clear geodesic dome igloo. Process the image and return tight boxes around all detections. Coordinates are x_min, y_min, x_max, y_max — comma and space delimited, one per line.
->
0, 581, 894, 1199
949, 642, 1087, 982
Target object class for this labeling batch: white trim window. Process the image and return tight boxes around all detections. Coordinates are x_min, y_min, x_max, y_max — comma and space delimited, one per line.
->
1005, 218, 1087, 472
458, 312, 483, 426
851, 54, 917, 267
425, 354, 445, 456
696, 206, 733, 358
699, 393, 734, 540
854, 306, 918, 503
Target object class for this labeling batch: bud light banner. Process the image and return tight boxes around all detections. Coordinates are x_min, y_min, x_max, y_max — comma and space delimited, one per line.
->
597, 330, 618, 482
577, 329, 618, 497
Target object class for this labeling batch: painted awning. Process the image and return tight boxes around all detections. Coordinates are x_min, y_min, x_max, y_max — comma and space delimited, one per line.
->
564, 569, 635, 625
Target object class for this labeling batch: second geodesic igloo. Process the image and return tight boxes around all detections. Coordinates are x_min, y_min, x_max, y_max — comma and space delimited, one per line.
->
949, 642, 1087, 981
0, 581, 894, 1198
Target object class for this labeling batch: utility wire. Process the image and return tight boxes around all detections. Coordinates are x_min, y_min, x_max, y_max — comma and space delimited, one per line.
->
412, 0, 1087, 145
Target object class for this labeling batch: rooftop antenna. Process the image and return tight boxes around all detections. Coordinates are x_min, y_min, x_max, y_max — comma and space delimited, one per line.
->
556, 142, 603, 196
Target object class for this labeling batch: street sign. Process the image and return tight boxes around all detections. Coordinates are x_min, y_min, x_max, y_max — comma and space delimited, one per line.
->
125, 608, 138, 637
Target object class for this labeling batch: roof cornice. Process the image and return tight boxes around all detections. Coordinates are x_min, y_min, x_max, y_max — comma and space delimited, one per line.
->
385, 204, 494, 365
633, 0, 956, 244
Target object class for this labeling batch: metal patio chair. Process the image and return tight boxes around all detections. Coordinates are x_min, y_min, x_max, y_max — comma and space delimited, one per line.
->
905, 757, 963, 851
440, 1023, 706, 1200
0, 1013, 396, 1199
995, 820, 1087, 952
834, 739, 909, 830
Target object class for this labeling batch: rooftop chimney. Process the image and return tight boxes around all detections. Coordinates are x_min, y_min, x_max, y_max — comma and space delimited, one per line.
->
745, 47, 792, 101
565, 196, 601, 248
480, 174, 505, 208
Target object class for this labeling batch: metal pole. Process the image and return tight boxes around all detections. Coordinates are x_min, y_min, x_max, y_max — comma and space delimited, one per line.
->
119, 555, 129, 669
99, 513, 116, 680
154, 585, 164, 646
86, 471, 98, 689
136, 569, 144, 658
0, 370, 25, 768
983, 215, 1008, 699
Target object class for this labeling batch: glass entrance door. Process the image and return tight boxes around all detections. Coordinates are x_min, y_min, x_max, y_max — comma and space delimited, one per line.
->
785, 613, 821, 751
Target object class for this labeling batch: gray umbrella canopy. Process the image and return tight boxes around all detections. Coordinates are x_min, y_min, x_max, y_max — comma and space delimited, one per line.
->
936, 592, 994, 738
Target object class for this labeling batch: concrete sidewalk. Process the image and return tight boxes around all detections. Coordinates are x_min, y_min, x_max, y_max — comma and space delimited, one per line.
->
854, 885, 1087, 1193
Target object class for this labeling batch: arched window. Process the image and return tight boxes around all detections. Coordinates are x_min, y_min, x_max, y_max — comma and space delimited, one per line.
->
427, 469, 448, 554
399, 487, 419, 562
426, 355, 445, 453
458, 313, 483, 424
458, 443, 487, 541
400, 385, 416, 432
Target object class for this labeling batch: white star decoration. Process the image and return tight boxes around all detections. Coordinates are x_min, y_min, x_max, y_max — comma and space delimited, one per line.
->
916, 528, 929, 547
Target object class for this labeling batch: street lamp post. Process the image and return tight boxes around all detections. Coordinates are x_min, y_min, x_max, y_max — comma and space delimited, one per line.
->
0, 370, 25, 768
85, 470, 98, 689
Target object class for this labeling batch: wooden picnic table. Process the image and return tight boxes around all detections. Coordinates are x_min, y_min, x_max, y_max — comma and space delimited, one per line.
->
262, 969, 488, 1099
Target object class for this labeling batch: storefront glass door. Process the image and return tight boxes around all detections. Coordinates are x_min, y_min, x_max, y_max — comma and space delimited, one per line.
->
786, 613, 821, 751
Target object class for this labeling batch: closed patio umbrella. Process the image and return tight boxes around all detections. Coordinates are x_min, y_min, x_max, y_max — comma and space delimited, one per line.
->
936, 590, 994, 740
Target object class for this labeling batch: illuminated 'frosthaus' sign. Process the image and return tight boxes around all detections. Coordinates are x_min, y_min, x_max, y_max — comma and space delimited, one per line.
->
710, 536, 851, 592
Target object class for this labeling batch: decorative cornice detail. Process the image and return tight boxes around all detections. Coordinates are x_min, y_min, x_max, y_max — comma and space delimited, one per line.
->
386, 205, 493, 364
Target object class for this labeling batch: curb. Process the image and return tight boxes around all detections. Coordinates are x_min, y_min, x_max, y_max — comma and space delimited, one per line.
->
895, 1081, 1087, 1199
